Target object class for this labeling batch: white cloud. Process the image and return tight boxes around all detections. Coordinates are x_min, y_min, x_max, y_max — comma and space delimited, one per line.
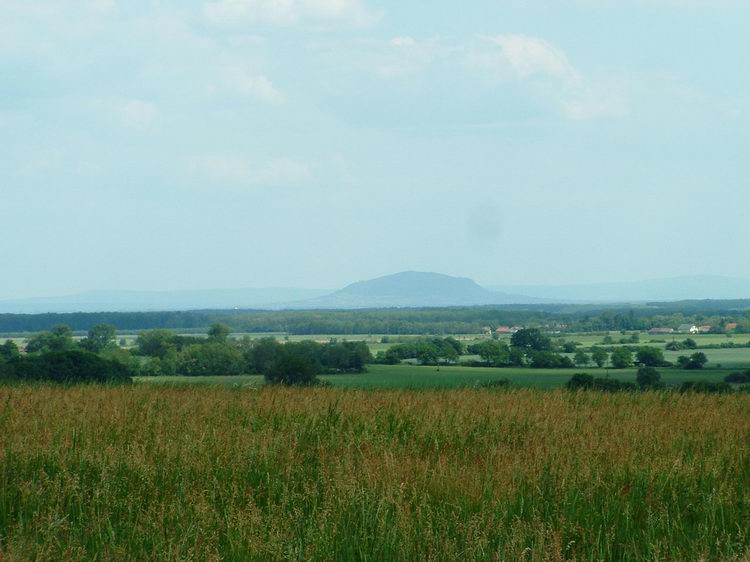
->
373, 36, 447, 79
485, 35, 578, 81
226, 71, 285, 103
190, 154, 312, 187
113, 98, 159, 130
89, 0, 116, 14
472, 35, 626, 120
204, 0, 378, 27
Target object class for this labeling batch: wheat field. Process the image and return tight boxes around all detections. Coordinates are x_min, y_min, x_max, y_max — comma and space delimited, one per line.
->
1, 385, 749, 561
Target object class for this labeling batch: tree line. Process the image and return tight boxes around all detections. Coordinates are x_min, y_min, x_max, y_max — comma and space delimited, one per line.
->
1, 303, 749, 335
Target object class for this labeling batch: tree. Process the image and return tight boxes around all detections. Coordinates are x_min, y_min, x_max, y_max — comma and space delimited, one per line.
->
677, 352, 708, 370
562, 341, 577, 354
636, 347, 665, 367
0, 340, 20, 361
574, 350, 591, 367
177, 343, 245, 376
591, 348, 609, 368
610, 348, 633, 369
636, 366, 662, 390
415, 343, 439, 365
80, 324, 117, 353
264, 346, 319, 386
208, 323, 231, 343
247, 338, 283, 373
567, 373, 594, 391
511, 328, 551, 352
0, 350, 133, 384
136, 330, 176, 358
476, 340, 510, 366
26, 325, 75, 354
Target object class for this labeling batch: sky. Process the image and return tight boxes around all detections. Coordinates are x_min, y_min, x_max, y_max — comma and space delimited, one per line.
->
1, 0, 749, 299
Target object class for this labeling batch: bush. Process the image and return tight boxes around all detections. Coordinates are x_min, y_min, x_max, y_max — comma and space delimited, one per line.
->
478, 379, 512, 389
679, 381, 733, 394
636, 367, 663, 390
567, 373, 594, 391
567, 373, 635, 392
593, 378, 637, 392
0, 350, 133, 384
724, 370, 750, 384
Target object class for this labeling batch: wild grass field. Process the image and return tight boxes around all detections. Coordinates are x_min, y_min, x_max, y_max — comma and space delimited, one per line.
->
0, 385, 748, 561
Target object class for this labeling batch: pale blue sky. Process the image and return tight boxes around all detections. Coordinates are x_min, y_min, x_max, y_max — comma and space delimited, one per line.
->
1, 0, 749, 299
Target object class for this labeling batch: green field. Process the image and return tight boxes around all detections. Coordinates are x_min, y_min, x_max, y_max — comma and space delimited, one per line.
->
137, 363, 737, 390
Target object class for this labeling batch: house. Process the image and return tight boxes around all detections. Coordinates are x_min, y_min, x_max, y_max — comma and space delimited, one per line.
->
677, 324, 699, 334
726, 323, 739, 332
495, 326, 513, 335
697, 325, 712, 334
649, 327, 674, 335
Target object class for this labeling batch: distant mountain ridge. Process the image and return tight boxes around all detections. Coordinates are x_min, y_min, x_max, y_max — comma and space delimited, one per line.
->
2, 273, 750, 314
295, 271, 541, 309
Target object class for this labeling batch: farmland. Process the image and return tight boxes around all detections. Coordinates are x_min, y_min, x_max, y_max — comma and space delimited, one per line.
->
137, 363, 736, 390
1, 385, 749, 561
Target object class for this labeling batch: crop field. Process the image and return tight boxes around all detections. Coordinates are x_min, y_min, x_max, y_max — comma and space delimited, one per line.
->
0, 385, 748, 561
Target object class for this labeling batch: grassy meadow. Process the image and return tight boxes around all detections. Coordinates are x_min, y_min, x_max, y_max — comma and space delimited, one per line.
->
137, 364, 735, 390
0, 385, 749, 561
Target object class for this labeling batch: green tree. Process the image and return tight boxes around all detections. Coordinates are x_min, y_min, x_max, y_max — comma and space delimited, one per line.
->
264, 345, 319, 386
136, 330, 176, 358
567, 373, 594, 391
636, 347, 665, 367
177, 343, 244, 376
610, 348, 633, 369
636, 366, 662, 390
80, 324, 117, 353
511, 328, 551, 352
574, 349, 591, 367
0, 340, 20, 361
591, 347, 609, 368
677, 352, 708, 370
208, 323, 231, 343
26, 325, 75, 354
476, 340, 510, 366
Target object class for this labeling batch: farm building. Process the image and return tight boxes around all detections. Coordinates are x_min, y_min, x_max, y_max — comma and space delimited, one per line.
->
726, 323, 739, 331
649, 327, 674, 335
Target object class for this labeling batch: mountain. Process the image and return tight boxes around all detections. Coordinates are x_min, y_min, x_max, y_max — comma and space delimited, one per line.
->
0, 288, 331, 314
295, 271, 540, 309
489, 275, 750, 303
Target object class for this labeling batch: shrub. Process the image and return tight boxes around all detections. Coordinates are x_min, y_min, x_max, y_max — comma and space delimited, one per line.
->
679, 381, 733, 394
567, 373, 594, 391
636, 367, 663, 390
725, 371, 750, 384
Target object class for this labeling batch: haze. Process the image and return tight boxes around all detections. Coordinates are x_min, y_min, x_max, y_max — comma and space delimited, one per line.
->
2, 0, 749, 300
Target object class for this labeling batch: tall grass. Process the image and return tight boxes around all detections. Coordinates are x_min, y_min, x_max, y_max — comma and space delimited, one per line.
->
0, 386, 749, 561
